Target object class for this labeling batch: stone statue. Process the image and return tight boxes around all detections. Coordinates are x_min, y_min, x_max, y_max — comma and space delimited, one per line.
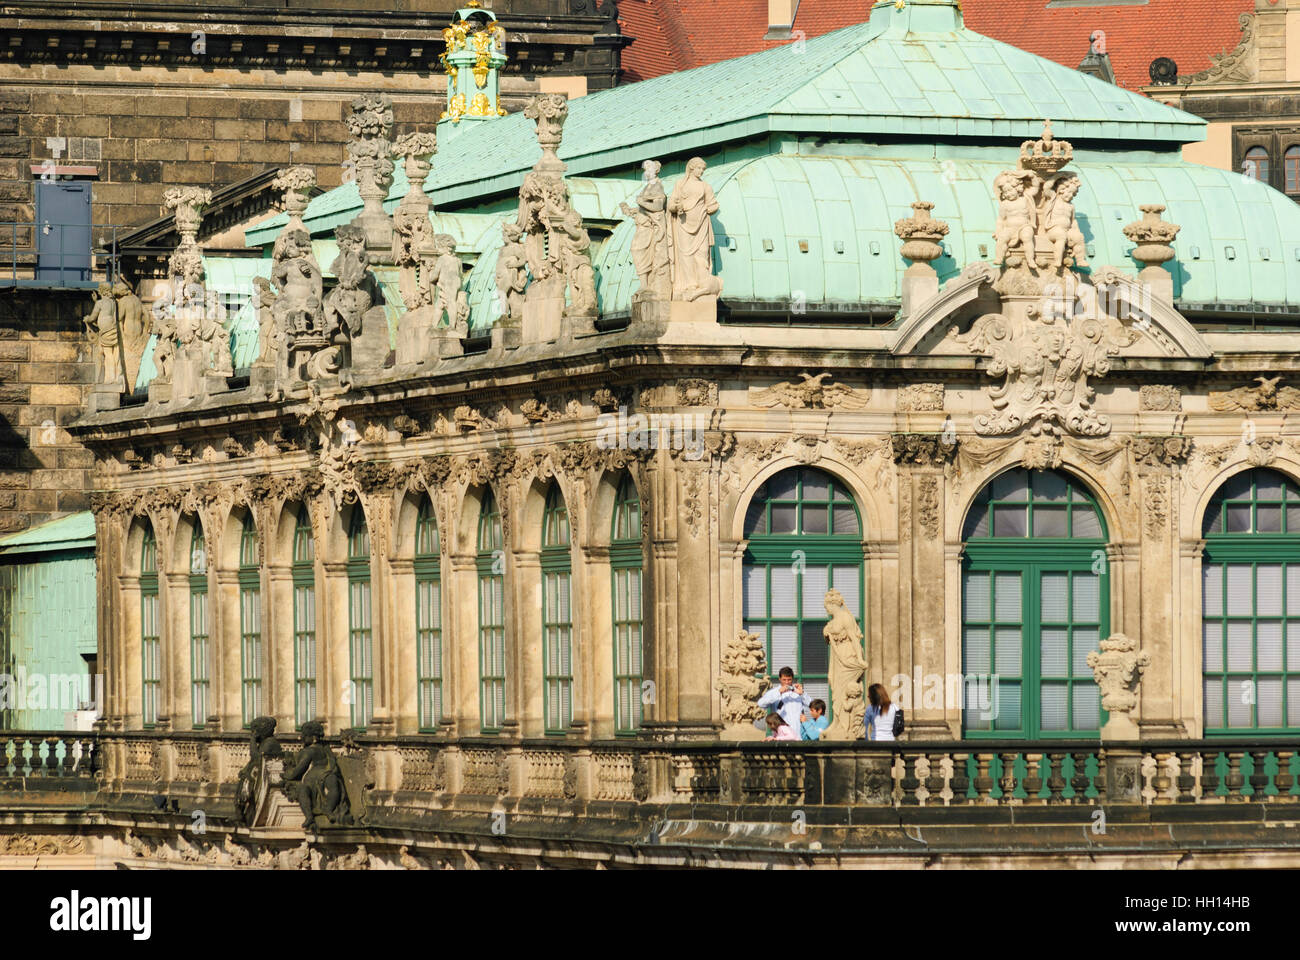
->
1042, 174, 1087, 269
1086, 634, 1150, 741
83, 282, 122, 387
426, 233, 468, 328
993, 170, 1038, 270
198, 302, 233, 378
281, 720, 353, 829
715, 629, 768, 726
667, 156, 722, 302
552, 206, 596, 317
495, 221, 527, 322
326, 224, 383, 341
271, 227, 325, 378
113, 278, 147, 392
235, 716, 283, 827
151, 308, 175, 385
822, 589, 868, 740
251, 276, 278, 365
621, 159, 671, 301
390, 130, 438, 309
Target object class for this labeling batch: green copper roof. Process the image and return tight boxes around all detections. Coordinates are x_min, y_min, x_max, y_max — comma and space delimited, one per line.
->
249, 0, 1204, 243
454, 149, 1300, 329
0, 511, 95, 557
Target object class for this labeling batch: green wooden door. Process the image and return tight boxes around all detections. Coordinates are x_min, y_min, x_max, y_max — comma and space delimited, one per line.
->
962, 469, 1107, 739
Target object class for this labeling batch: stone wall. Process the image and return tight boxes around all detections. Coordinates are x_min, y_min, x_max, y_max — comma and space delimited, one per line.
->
0, 290, 96, 533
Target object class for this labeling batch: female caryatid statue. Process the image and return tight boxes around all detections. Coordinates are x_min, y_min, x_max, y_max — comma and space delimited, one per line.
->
666, 156, 723, 302
822, 589, 869, 740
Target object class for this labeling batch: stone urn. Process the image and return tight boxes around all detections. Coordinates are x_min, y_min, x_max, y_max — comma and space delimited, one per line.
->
272, 166, 316, 232
1086, 633, 1151, 741
1123, 204, 1180, 269
894, 201, 949, 274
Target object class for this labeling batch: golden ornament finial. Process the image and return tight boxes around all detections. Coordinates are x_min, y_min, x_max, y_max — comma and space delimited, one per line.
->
894, 0, 906, 8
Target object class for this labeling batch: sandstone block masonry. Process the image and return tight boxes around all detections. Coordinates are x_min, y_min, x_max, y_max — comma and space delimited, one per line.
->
0, 289, 96, 533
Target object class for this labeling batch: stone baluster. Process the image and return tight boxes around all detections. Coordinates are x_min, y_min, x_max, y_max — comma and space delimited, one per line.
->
1045, 752, 1067, 803
1248, 749, 1272, 800
1199, 749, 1222, 801
45, 736, 62, 776
998, 752, 1019, 802
948, 753, 970, 804
1150, 751, 1174, 803
925, 751, 948, 805
1070, 751, 1092, 800
1224, 752, 1246, 801
1175, 751, 1198, 803
899, 752, 922, 805
973, 752, 995, 803
1274, 751, 1295, 798
0, 736, 9, 777
1022, 751, 1045, 803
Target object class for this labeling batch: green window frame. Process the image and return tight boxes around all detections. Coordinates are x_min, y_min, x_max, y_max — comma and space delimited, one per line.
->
1202, 468, 1300, 734
477, 489, 507, 733
189, 522, 210, 729
238, 514, 263, 726
140, 525, 161, 728
347, 508, 373, 729
611, 475, 644, 736
541, 486, 573, 735
292, 505, 317, 728
742, 467, 864, 714
961, 469, 1107, 739
415, 499, 443, 731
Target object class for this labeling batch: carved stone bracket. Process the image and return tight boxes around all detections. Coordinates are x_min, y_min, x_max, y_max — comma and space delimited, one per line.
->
891, 432, 957, 466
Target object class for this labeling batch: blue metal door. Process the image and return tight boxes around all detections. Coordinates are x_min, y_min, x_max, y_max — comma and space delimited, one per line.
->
34, 180, 92, 284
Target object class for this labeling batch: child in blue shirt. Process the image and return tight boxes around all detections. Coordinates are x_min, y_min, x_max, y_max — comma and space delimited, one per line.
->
800, 699, 829, 740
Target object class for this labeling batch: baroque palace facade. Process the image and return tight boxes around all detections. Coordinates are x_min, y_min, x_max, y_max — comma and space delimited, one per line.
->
7, 0, 1300, 867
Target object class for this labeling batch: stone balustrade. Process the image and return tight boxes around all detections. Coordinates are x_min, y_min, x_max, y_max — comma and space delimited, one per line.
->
3, 731, 1296, 809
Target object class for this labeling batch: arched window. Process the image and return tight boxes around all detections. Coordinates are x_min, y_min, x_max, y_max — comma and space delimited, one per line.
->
541, 485, 573, 735
477, 489, 506, 732
611, 476, 644, 735
189, 522, 210, 729
238, 515, 263, 725
415, 499, 443, 731
1202, 469, 1300, 733
347, 509, 372, 729
292, 506, 316, 728
1286, 146, 1300, 196
742, 467, 863, 709
1244, 146, 1270, 183
961, 469, 1106, 738
141, 525, 160, 728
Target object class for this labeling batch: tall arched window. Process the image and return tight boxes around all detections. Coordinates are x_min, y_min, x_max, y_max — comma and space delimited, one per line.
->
1286, 145, 1300, 196
238, 515, 263, 725
611, 476, 644, 735
347, 509, 373, 729
415, 499, 443, 731
141, 525, 160, 728
292, 506, 316, 728
541, 486, 573, 735
961, 469, 1106, 738
477, 489, 506, 732
742, 467, 863, 709
1245, 146, 1270, 183
189, 522, 210, 729
1202, 468, 1300, 733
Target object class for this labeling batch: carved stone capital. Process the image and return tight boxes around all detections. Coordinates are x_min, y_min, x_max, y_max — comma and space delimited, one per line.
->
891, 432, 957, 466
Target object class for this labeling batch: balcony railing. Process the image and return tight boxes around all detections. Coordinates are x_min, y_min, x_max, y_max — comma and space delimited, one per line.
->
1, 730, 1296, 808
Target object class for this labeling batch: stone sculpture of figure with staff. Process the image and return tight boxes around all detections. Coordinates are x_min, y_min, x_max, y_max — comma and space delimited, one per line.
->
667, 156, 722, 302
822, 588, 869, 740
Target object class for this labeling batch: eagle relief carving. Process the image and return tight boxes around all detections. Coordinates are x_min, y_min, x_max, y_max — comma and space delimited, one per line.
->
750, 373, 869, 410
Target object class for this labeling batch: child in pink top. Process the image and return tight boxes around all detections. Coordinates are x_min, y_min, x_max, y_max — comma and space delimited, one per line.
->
764, 712, 799, 741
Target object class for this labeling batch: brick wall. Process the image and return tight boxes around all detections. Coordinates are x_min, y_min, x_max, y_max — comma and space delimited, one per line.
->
0, 290, 96, 533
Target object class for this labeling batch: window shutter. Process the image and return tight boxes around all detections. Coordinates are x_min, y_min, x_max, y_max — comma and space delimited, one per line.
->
1040, 683, 1067, 731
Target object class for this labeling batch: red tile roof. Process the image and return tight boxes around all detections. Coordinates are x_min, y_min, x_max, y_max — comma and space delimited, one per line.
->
962, 0, 1258, 91
617, 0, 1258, 92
